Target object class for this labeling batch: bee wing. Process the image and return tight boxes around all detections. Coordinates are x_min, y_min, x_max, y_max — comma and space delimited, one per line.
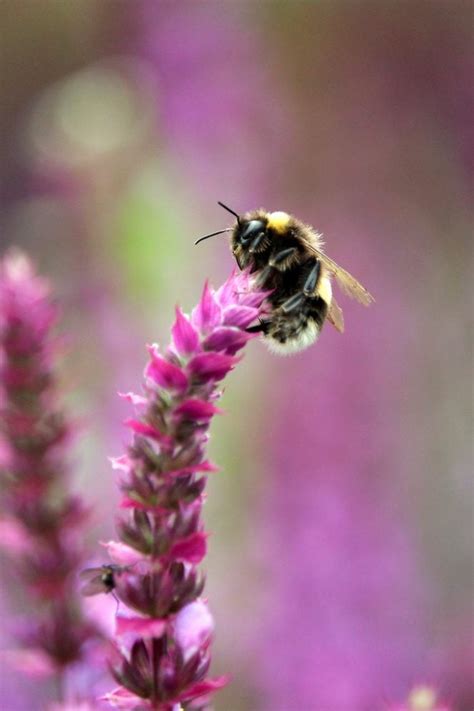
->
81, 573, 106, 596
302, 239, 374, 306
327, 297, 344, 333
79, 566, 101, 579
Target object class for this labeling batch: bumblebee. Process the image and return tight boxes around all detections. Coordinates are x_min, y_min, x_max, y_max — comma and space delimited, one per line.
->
196, 202, 374, 354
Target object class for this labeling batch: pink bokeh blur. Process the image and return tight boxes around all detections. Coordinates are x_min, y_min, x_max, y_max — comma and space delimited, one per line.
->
0, 2, 472, 710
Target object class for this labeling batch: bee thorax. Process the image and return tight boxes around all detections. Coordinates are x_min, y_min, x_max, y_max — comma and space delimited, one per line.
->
266, 211, 291, 233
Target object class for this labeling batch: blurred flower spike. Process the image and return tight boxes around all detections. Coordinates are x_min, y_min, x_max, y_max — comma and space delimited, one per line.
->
0, 251, 96, 688
101, 271, 267, 710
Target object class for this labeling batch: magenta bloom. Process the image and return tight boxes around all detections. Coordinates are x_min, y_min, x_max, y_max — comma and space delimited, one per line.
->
98, 271, 266, 710
0, 251, 96, 696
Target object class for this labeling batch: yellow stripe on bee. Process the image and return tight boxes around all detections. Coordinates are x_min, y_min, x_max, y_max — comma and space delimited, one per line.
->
267, 211, 291, 233
318, 274, 332, 305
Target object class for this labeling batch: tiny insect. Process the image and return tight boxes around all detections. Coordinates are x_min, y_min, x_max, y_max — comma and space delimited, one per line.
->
195, 202, 374, 355
80, 564, 124, 596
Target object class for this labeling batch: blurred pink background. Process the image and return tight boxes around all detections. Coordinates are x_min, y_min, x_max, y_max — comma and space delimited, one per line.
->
1, 2, 472, 710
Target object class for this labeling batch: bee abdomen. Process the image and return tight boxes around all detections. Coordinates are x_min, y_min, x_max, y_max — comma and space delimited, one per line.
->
266, 297, 328, 355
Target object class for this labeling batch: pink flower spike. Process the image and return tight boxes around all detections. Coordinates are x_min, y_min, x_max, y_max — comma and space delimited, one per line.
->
188, 351, 239, 381
115, 615, 166, 639
174, 398, 222, 421
145, 346, 188, 391
171, 307, 200, 356
101, 540, 143, 566
168, 531, 208, 564
0, 250, 98, 691
100, 269, 266, 707
192, 281, 222, 333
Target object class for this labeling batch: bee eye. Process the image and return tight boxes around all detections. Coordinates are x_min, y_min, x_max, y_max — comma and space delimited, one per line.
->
239, 220, 266, 244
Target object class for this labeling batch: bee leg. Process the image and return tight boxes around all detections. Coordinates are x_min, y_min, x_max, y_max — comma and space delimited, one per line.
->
303, 259, 321, 296
248, 232, 266, 254
255, 265, 274, 288
112, 591, 121, 614
269, 247, 297, 268
280, 292, 305, 313
279, 260, 320, 314
246, 318, 270, 334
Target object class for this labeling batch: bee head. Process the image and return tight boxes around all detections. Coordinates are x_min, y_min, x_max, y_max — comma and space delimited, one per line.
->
194, 203, 271, 266
235, 219, 267, 250
236, 211, 292, 249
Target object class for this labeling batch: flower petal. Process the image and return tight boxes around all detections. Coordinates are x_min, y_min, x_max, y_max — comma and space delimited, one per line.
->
215, 269, 239, 306
174, 398, 222, 421
101, 686, 150, 709
115, 615, 166, 639
171, 307, 200, 356
101, 540, 143, 566
169, 532, 208, 564
165, 459, 219, 478
192, 281, 222, 332
145, 346, 188, 391
222, 304, 259, 329
188, 352, 239, 381
124, 419, 172, 447
118, 391, 147, 407
119, 497, 168, 514
173, 599, 214, 662
109, 455, 131, 472
177, 676, 229, 702
203, 327, 253, 353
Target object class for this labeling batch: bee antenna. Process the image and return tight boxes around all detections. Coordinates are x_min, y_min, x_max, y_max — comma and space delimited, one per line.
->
217, 201, 241, 223
195, 228, 232, 246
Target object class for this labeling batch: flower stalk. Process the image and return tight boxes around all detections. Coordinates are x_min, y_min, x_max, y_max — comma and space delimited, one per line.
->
0, 250, 96, 699
100, 270, 267, 710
